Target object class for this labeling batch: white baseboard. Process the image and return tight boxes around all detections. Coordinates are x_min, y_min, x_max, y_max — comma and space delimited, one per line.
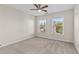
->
74, 43, 79, 53
0, 34, 34, 48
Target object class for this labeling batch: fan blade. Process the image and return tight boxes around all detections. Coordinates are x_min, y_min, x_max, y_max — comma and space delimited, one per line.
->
34, 4, 38, 8
42, 10, 47, 12
41, 5, 48, 9
38, 4, 41, 8
30, 9, 38, 10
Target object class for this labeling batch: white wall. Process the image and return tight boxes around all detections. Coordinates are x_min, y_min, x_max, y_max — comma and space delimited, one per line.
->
0, 5, 35, 47
35, 9, 74, 43
24, 14, 35, 37
74, 5, 79, 53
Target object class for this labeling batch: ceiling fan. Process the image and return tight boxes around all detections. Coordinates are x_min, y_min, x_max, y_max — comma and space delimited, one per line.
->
30, 4, 48, 13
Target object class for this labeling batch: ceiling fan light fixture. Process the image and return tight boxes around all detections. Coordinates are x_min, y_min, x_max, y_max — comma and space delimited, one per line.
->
38, 10, 41, 12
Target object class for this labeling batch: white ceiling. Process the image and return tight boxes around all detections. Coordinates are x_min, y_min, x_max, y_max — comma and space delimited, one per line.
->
5, 4, 75, 16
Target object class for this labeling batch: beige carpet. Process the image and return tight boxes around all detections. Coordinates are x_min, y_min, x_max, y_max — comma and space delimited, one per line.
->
0, 37, 78, 54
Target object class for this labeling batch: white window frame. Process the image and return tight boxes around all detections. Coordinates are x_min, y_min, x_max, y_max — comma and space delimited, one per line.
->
39, 19, 46, 32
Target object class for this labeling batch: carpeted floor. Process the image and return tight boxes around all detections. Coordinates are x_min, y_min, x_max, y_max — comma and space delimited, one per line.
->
0, 37, 78, 54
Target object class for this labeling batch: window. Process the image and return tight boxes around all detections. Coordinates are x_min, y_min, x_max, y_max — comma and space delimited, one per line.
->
40, 20, 46, 32
53, 17, 64, 34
